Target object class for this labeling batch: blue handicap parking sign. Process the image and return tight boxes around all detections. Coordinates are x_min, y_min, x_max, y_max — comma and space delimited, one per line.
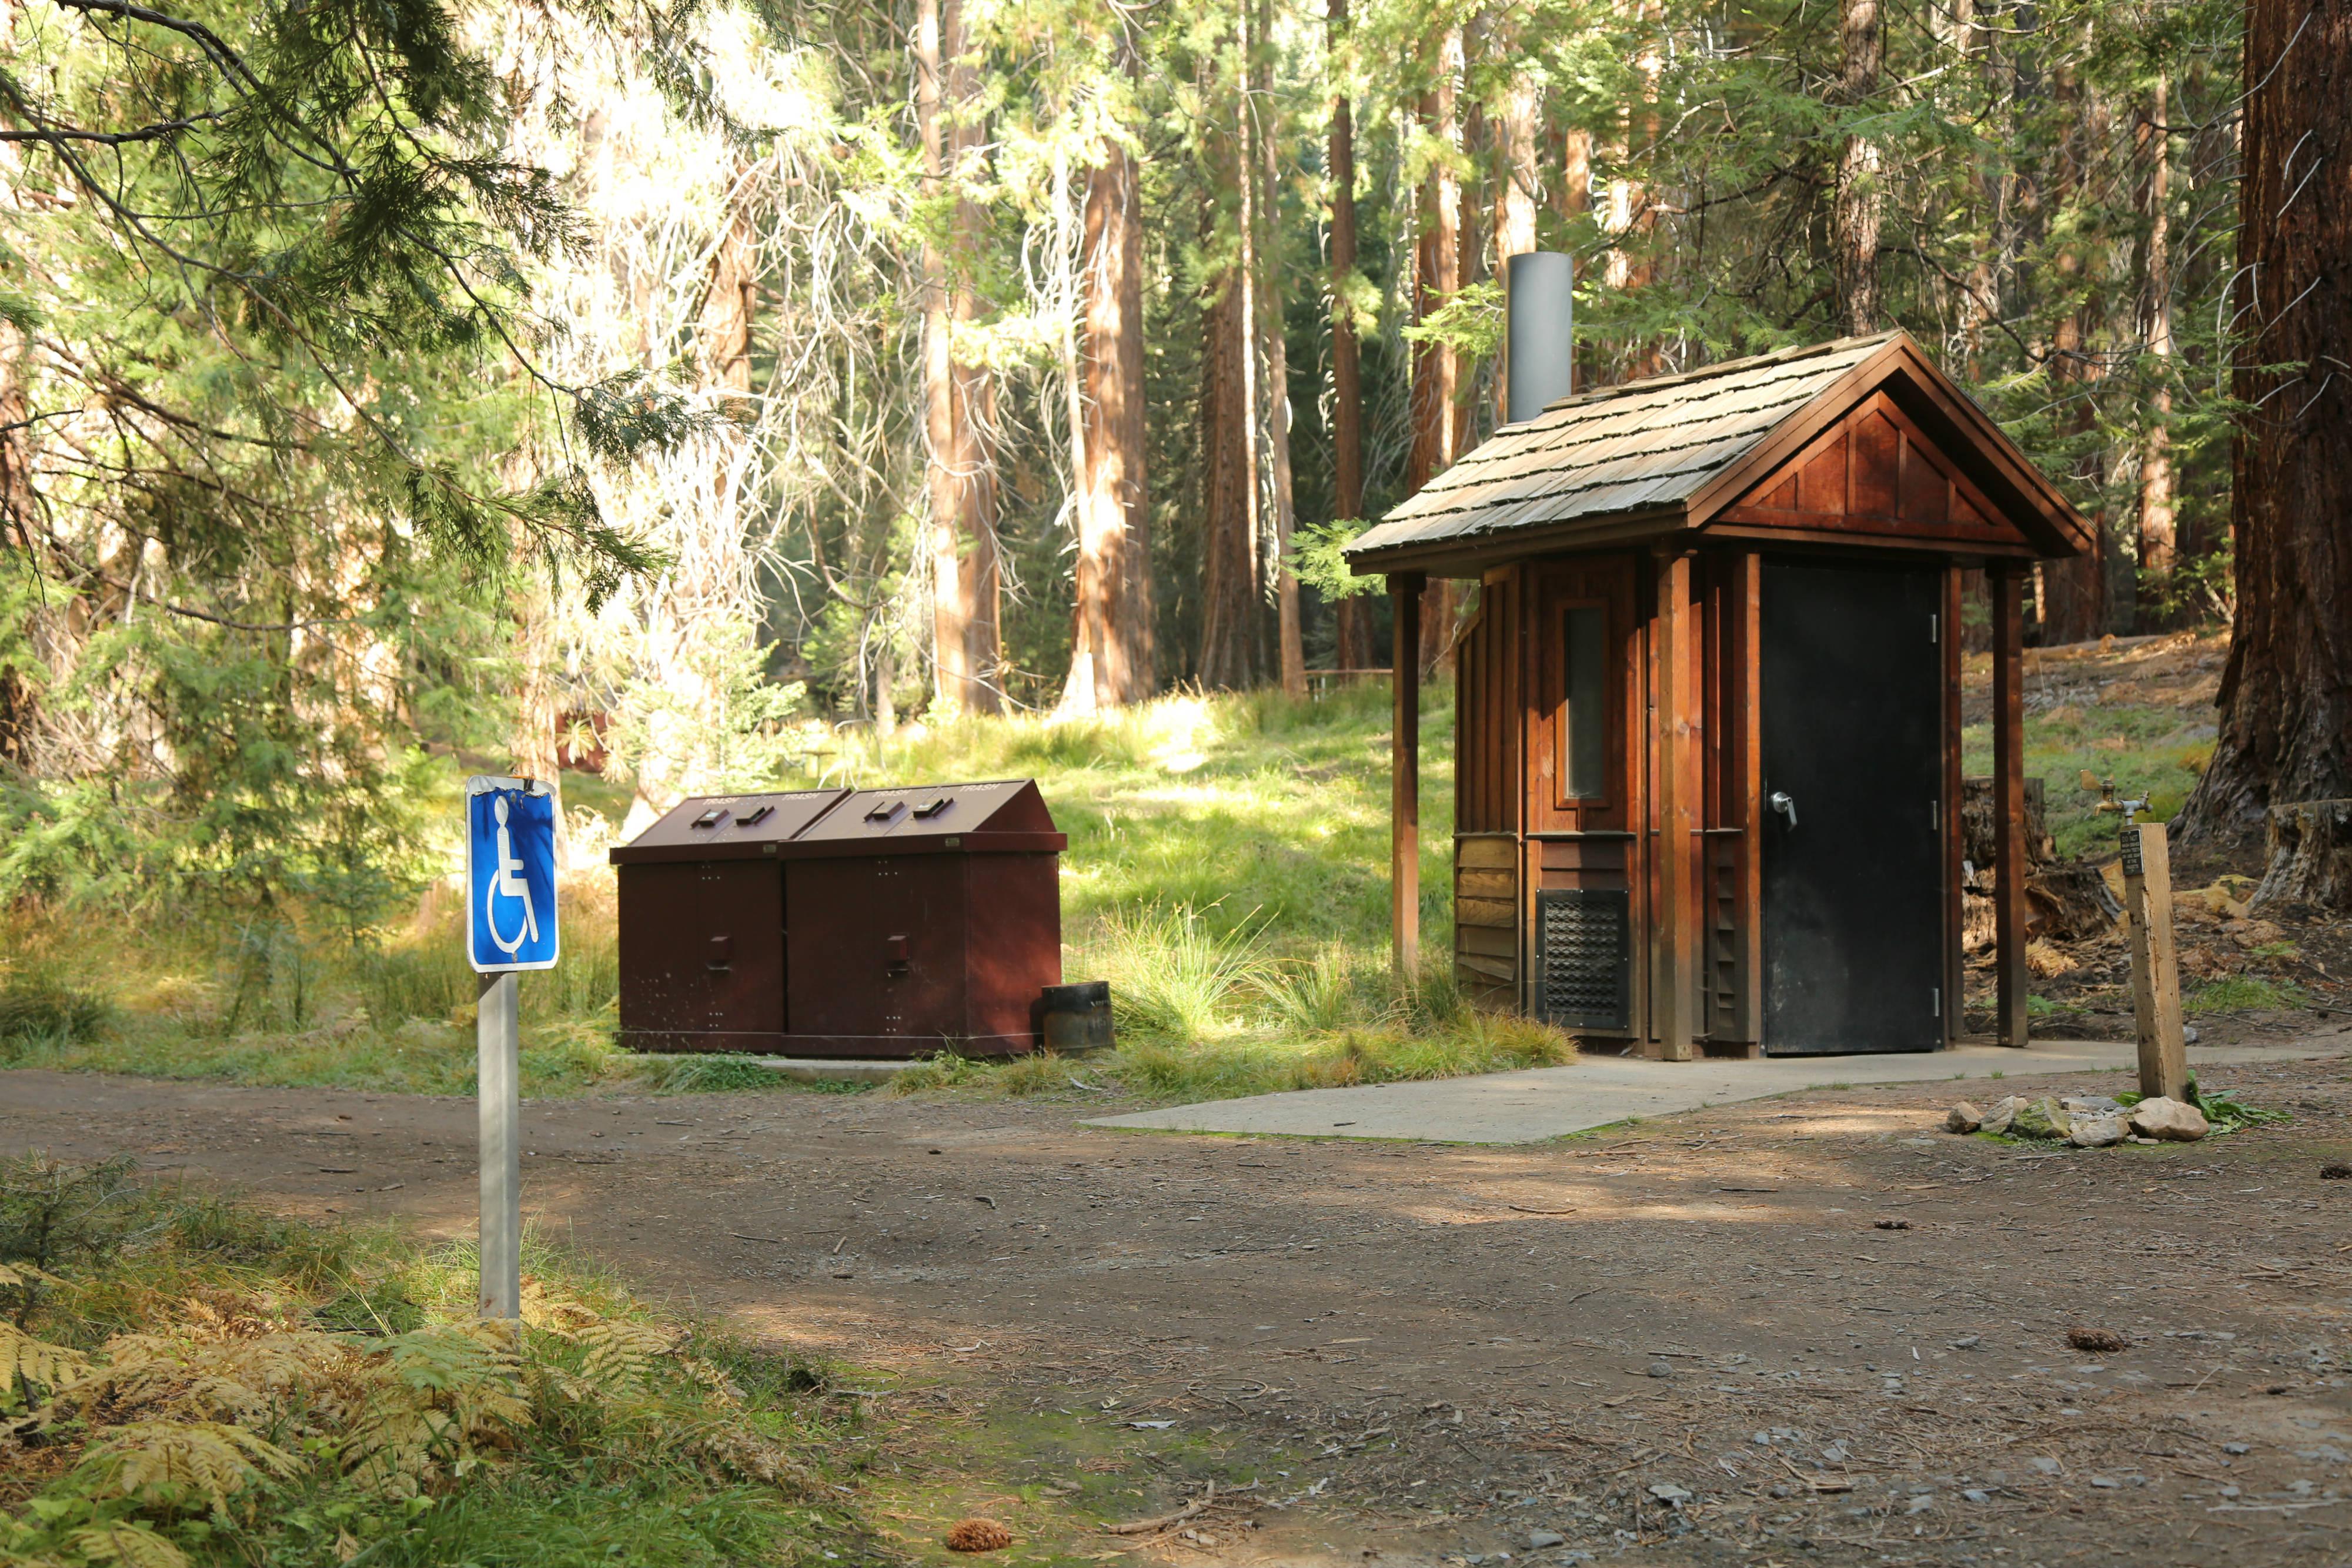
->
466, 777, 560, 972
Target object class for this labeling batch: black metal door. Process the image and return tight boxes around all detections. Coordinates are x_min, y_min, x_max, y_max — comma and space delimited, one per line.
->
1760, 559, 1943, 1054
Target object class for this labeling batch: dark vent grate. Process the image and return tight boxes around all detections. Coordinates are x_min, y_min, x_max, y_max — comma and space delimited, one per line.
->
1538, 890, 1630, 1029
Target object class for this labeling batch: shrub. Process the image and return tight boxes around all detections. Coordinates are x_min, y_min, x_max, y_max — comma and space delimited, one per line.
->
0, 969, 112, 1049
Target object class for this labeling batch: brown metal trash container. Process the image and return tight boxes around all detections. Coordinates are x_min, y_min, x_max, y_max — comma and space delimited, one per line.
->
610, 779, 1065, 1058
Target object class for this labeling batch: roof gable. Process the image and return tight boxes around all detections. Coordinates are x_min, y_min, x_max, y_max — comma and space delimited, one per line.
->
1706, 389, 2026, 551
1345, 331, 2090, 574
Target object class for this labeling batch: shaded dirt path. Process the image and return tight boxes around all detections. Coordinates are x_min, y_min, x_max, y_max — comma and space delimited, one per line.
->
9, 1041, 2352, 1567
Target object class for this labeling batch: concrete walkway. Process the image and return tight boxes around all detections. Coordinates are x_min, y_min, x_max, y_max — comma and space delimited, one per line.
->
1081, 1032, 2352, 1145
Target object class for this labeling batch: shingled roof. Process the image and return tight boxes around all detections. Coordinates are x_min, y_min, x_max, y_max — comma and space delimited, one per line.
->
1345, 330, 2087, 573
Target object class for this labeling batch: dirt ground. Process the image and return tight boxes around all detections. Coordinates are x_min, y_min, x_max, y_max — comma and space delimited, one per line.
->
9, 1037, 2352, 1568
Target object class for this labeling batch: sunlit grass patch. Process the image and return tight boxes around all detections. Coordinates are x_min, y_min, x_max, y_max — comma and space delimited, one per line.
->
3, 687, 1539, 1105
2184, 975, 2307, 1014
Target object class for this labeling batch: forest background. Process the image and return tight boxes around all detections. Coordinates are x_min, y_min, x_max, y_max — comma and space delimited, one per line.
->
0, 0, 2327, 935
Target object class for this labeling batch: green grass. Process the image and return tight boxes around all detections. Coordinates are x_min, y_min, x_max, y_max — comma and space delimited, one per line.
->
1957, 635, 2222, 861
0, 1155, 872, 1568
2184, 975, 2308, 1014
5, 684, 1564, 1108
782, 682, 1452, 947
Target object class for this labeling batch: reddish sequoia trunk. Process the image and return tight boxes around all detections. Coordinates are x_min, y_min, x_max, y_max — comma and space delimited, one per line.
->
1832, 0, 1883, 335
1327, 0, 1374, 671
2136, 73, 2177, 603
918, 0, 1001, 716
1252, 0, 1305, 698
1197, 88, 1265, 690
2178, 0, 2352, 908
1063, 97, 1154, 711
1407, 31, 1463, 676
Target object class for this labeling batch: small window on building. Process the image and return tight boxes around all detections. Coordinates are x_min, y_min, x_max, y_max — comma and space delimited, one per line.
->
1562, 605, 1606, 799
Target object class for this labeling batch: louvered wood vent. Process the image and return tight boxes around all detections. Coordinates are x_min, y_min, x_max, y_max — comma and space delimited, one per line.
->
1537, 889, 1630, 1029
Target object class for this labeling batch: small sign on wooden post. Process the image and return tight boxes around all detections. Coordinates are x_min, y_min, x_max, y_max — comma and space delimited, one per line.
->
2119, 820, 2187, 1101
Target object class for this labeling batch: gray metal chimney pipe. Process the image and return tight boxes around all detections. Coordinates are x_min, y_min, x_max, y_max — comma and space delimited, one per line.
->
1504, 251, 1575, 425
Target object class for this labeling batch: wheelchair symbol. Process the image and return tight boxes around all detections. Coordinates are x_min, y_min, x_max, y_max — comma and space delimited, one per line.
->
483, 795, 541, 957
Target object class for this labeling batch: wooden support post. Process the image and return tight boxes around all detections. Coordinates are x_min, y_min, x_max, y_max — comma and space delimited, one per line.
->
1991, 565, 2030, 1047
1651, 547, 1696, 1061
2121, 820, 2189, 1101
1941, 565, 1965, 1048
1732, 551, 1763, 1047
1391, 572, 1425, 982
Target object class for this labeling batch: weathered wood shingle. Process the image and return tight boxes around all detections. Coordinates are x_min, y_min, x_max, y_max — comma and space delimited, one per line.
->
1346, 333, 1897, 562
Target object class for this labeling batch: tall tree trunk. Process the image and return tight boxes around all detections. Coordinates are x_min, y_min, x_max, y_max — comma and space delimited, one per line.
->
2136, 72, 2177, 602
1408, 28, 1464, 676
2177, 0, 2352, 905
918, 0, 1001, 717
1833, 0, 1883, 336
1253, 0, 1305, 697
1327, 0, 1374, 671
1602, 19, 1663, 377
1197, 69, 1264, 689
1062, 70, 1154, 712
1493, 54, 1540, 424
1554, 118, 1591, 390
2040, 59, 2111, 645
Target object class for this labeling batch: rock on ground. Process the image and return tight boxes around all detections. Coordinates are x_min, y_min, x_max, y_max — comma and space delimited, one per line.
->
2010, 1096, 2073, 1140
2128, 1095, 2210, 1141
2069, 1111, 2129, 1147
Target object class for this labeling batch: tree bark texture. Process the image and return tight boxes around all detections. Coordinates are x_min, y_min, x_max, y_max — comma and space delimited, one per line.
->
1554, 121, 1592, 392
2037, 60, 2109, 646
918, 0, 1002, 716
1408, 31, 1463, 676
1327, 0, 1374, 671
1197, 93, 1265, 690
1833, 0, 1883, 336
1063, 106, 1154, 711
2136, 73, 2176, 593
1492, 56, 1540, 425
1253, 0, 1305, 697
2178, 0, 2352, 907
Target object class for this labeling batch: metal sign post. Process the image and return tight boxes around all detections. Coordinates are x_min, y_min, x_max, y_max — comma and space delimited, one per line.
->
464, 776, 559, 1320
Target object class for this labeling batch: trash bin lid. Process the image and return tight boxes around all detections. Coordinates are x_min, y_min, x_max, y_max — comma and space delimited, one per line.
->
610, 780, 1064, 864
789, 778, 1057, 847
608, 788, 851, 864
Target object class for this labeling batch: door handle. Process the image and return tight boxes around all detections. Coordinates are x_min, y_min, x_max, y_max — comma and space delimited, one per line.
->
1769, 791, 1798, 828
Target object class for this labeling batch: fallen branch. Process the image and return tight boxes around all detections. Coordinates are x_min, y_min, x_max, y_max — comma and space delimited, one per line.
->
1104, 1480, 1215, 1536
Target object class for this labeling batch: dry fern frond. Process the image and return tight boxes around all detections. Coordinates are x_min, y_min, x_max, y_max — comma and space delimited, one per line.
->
519, 1282, 603, 1333
77, 1329, 353, 1427
1, 1319, 93, 1399
0, 1260, 61, 1291
689, 1422, 813, 1492
676, 1353, 744, 1405
88, 1419, 299, 1513
572, 1320, 675, 1390
68, 1522, 192, 1568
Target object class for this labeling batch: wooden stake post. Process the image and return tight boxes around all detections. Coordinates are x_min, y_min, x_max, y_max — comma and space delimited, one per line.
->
1390, 573, 1424, 982
2120, 820, 2188, 1101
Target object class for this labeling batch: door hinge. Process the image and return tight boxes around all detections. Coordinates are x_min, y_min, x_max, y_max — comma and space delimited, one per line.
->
1930, 613, 1939, 644
1931, 798, 1939, 831
1932, 985, 1942, 1017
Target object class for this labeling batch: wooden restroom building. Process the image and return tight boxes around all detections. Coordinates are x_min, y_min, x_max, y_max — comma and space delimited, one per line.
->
1347, 327, 2093, 1058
